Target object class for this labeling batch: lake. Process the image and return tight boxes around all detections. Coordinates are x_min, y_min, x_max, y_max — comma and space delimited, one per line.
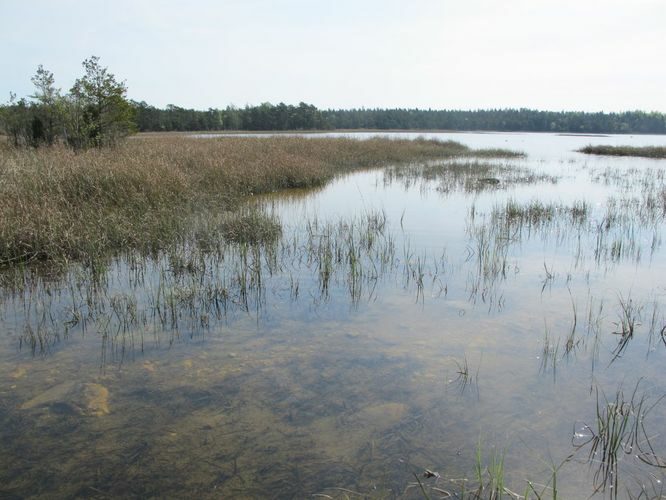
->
2, 132, 666, 498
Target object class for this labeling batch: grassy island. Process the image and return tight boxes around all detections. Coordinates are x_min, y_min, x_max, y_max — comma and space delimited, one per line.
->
578, 145, 666, 159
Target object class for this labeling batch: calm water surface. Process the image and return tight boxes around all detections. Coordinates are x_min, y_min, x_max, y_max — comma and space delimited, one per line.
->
2, 132, 666, 498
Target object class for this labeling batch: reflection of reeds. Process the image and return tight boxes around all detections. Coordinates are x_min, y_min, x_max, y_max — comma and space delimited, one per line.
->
564, 288, 580, 356
585, 296, 604, 380
465, 198, 593, 308
610, 294, 642, 364
452, 354, 480, 397
467, 190, 664, 287
11, 209, 411, 361
574, 381, 666, 498
540, 321, 559, 382
304, 210, 396, 306
383, 158, 554, 195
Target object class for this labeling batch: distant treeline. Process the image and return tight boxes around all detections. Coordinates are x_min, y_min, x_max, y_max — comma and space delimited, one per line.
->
132, 101, 666, 135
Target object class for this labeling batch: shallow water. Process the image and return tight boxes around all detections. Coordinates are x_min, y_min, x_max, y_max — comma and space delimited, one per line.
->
2, 132, 666, 498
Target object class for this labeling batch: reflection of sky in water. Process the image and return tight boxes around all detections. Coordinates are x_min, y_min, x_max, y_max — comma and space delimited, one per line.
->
2, 132, 666, 498
260, 132, 666, 496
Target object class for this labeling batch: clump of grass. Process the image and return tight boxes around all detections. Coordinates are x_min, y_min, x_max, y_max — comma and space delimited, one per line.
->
501, 199, 591, 227
609, 294, 642, 364
0, 136, 517, 266
574, 381, 666, 497
403, 138, 523, 159
301, 210, 396, 305
470, 147, 525, 159
485, 199, 591, 239
217, 209, 282, 245
416, 445, 568, 500
474, 442, 507, 500
383, 159, 554, 195
578, 145, 666, 159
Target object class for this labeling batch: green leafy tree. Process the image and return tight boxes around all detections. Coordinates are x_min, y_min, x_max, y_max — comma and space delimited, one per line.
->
223, 105, 242, 130
30, 65, 62, 145
67, 56, 135, 148
0, 92, 33, 147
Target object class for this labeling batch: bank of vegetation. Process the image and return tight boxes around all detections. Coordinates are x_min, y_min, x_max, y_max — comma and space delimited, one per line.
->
578, 144, 666, 158
0, 135, 519, 265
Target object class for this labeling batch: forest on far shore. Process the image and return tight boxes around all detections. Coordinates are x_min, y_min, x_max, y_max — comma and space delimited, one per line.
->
132, 101, 666, 135
3, 58, 665, 143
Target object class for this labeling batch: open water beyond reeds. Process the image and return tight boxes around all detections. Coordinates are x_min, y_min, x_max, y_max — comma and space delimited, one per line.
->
2, 132, 666, 498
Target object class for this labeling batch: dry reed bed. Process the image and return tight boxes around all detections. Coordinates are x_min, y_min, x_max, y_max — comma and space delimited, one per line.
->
0, 136, 513, 264
578, 145, 666, 159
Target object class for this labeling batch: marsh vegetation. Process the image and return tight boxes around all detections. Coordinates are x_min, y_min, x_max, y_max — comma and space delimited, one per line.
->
0, 136, 515, 265
579, 145, 666, 159
1, 132, 666, 498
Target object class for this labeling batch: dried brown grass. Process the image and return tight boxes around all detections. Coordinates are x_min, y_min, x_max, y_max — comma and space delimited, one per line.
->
578, 145, 666, 159
0, 135, 515, 264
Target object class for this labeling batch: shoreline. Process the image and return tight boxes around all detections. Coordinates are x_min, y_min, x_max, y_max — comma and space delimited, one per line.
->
133, 129, 666, 138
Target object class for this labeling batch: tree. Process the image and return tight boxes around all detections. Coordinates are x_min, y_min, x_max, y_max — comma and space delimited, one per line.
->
30, 65, 62, 145
0, 66, 62, 148
0, 92, 32, 147
223, 105, 242, 130
67, 56, 135, 148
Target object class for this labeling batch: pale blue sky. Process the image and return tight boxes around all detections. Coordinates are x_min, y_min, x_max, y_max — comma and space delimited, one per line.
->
2, 0, 665, 111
